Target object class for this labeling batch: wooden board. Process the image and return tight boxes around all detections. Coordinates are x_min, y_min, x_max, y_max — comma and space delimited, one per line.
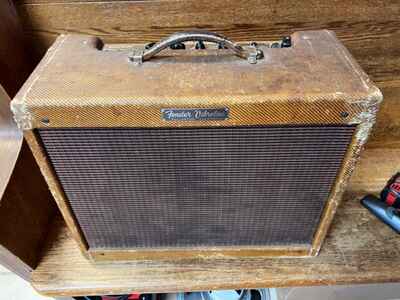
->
0, 141, 56, 279
13, 0, 400, 52
0, 0, 58, 272
0, 0, 55, 280
350, 148, 400, 192
1, 84, 56, 280
31, 185, 400, 297
0, 0, 34, 97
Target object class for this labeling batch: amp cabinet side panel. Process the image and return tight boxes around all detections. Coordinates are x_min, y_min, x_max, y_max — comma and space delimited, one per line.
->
310, 89, 382, 255
24, 130, 89, 257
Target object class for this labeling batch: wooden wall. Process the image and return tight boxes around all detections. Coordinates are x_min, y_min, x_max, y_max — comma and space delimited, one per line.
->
0, 0, 56, 280
12, 0, 400, 189
0, 0, 33, 96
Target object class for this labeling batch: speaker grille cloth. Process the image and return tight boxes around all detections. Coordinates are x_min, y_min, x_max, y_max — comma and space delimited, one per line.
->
38, 126, 355, 249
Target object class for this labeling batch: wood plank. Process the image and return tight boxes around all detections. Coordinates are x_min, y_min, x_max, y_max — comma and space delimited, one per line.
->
349, 148, 400, 192
31, 185, 400, 297
1, 81, 55, 281
366, 85, 400, 149
0, 141, 56, 279
0, 84, 27, 280
0, 84, 56, 280
0, 0, 35, 96
15, 0, 151, 3
0, 0, 56, 280
14, 1, 400, 53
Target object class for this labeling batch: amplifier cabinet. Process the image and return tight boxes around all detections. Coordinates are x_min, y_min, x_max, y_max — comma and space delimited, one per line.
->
11, 30, 382, 260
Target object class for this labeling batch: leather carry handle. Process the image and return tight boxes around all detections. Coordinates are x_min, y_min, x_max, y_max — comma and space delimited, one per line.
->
130, 31, 264, 64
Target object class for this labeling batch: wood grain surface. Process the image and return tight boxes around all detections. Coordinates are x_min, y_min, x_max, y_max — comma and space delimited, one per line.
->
0, 0, 34, 96
0, 141, 56, 280
0, 0, 55, 280
1, 82, 55, 281
350, 148, 400, 192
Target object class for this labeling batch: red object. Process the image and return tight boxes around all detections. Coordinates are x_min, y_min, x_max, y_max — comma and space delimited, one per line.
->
385, 182, 400, 206
386, 191, 397, 206
382, 173, 400, 208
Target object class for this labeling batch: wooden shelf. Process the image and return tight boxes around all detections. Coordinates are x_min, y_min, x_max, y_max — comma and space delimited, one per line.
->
31, 146, 400, 297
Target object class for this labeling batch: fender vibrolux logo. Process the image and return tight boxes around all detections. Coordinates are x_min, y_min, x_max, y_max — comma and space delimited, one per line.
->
162, 108, 229, 121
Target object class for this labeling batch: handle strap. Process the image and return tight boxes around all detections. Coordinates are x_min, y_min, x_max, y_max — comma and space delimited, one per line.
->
130, 31, 263, 64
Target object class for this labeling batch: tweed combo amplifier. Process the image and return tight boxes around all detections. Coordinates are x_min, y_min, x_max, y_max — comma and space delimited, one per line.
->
12, 30, 382, 260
